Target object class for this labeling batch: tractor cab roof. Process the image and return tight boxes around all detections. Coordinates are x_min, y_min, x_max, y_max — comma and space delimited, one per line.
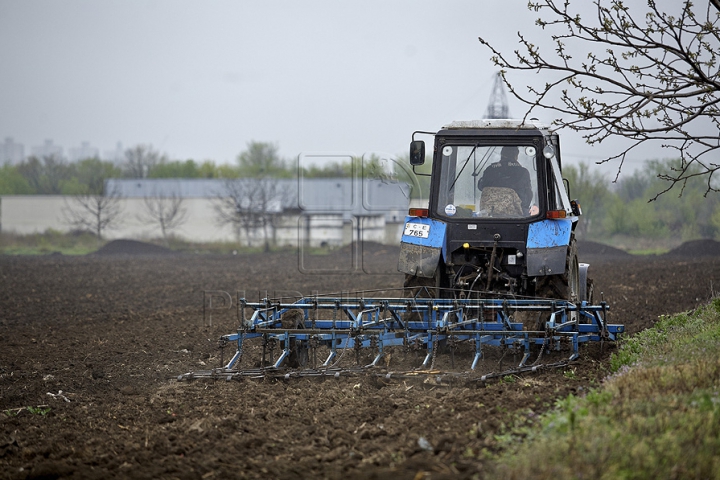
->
439, 119, 553, 137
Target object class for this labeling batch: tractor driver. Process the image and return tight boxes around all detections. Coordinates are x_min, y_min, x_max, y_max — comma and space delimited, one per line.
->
476, 146, 537, 216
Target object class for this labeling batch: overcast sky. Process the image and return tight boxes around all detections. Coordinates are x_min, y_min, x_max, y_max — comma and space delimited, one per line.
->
0, 0, 680, 175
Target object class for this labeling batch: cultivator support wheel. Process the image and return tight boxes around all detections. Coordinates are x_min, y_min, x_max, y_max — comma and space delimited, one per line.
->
178, 292, 623, 382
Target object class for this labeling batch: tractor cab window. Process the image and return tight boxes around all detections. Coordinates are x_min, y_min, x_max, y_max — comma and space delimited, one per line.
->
436, 144, 539, 219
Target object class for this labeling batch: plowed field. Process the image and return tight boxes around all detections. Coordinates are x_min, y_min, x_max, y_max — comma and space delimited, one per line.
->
1, 241, 719, 479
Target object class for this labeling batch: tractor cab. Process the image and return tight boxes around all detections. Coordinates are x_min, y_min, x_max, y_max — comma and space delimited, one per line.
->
400, 120, 586, 301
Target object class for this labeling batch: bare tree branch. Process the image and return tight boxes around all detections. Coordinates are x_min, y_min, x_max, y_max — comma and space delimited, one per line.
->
62, 185, 124, 242
213, 178, 285, 251
478, 0, 720, 196
136, 191, 187, 245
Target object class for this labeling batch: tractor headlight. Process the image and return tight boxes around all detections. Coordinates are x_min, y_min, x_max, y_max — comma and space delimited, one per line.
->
543, 145, 555, 159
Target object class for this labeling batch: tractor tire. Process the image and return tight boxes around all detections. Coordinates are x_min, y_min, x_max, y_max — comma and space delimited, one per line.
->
403, 272, 440, 324
534, 236, 580, 303
403, 272, 439, 299
532, 236, 580, 327
403, 271, 452, 354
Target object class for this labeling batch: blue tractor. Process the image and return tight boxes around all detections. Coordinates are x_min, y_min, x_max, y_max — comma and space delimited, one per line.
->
177, 120, 623, 381
399, 120, 591, 305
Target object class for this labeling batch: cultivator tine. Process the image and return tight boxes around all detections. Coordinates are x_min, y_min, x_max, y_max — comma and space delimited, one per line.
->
177, 292, 624, 382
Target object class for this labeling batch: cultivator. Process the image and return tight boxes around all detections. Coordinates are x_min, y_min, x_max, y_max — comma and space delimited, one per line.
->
178, 290, 624, 382
179, 120, 627, 383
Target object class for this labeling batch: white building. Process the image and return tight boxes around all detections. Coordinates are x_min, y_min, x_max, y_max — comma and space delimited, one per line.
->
68, 141, 99, 162
31, 139, 63, 159
1, 137, 25, 165
0, 178, 413, 248
106, 177, 411, 247
103, 142, 124, 164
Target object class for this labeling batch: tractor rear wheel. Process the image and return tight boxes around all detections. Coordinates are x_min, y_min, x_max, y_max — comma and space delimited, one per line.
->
403, 272, 440, 299
534, 236, 579, 303
403, 271, 441, 325
531, 236, 580, 328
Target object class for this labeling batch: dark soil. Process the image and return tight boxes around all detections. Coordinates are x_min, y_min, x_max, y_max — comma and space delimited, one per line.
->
577, 240, 630, 257
664, 238, 720, 257
1, 240, 719, 479
95, 239, 174, 256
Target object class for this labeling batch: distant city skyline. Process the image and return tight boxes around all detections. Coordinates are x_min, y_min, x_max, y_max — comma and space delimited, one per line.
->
1, 136, 125, 165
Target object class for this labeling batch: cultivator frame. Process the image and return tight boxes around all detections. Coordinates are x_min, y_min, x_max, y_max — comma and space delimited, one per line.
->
178, 291, 624, 382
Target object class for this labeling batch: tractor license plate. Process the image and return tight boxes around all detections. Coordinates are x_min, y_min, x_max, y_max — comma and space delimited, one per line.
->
404, 222, 430, 239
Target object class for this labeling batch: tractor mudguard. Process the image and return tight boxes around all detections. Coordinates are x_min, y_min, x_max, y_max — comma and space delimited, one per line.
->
398, 216, 446, 278
526, 218, 572, 276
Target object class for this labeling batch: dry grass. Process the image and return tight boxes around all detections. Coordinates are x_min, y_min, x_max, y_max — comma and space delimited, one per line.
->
0, 229, 101, 255
0, 231, 294, 256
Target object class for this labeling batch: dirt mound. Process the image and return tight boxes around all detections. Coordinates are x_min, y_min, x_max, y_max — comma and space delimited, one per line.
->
577, 240, 630, 256
94, 239, 175, 255
665, 239, 720, 257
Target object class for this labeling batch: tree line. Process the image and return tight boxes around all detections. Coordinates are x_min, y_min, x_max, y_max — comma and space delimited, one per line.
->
5, 139, 718, 243
0, 141, 406, 195
566, 159, 720, 243
0, 141, 417, 248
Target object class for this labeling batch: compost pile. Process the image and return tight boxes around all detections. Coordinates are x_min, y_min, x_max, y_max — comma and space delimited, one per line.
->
664, 238, 720, 257
2, 241, 720, 479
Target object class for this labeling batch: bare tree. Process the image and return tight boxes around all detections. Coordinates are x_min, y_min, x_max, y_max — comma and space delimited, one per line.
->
478, 0, 720, 197
122, 145, 163, 178
136, 192, 187, 245
62, 186, 123, 243
213, 178, 286, 251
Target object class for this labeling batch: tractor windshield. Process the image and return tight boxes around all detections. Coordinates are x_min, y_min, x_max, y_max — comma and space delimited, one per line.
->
435, 144, 539, 219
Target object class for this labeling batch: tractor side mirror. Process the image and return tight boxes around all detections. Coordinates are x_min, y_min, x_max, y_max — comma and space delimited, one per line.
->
410, 141, 425, 166
570, 199, 583, 216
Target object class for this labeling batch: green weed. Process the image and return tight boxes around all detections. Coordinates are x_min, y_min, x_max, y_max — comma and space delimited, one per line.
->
486, 298, 720, 479
26, 406, 51, 416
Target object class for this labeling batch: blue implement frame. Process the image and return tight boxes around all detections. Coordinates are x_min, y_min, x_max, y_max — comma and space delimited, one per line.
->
219, 296, 623, 372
